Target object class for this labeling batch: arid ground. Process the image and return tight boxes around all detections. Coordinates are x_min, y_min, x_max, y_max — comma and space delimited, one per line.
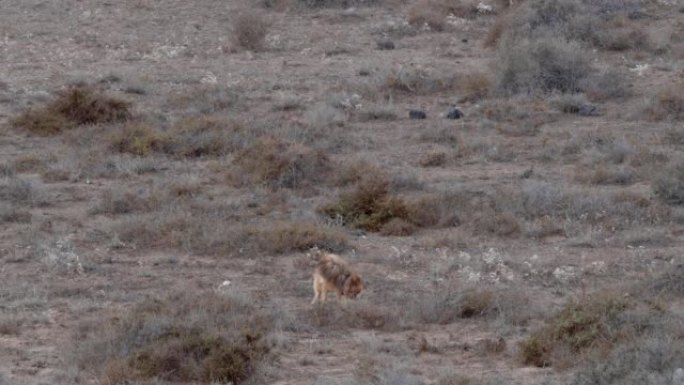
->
1, 0, 684, 384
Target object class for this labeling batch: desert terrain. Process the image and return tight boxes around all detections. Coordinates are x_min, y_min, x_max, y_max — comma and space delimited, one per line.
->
1, 0, 684, 384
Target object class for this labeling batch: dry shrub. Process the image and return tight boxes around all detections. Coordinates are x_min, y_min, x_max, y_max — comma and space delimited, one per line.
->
480, 97, 554, 125
458, 72, 491, 102
485, 12, 513, 48
168, 115, 245, 157
74, 292, 273, 385
289, 0, 381, 8
111, 116, 246, 158
12, 154, 49, 173
639, 264, 684, 299
407, 0, 479, 31
319, 176, 410, 232
379, 218, 417, 236
526, 215, 565, 239
404, 193, 464, 228
12, 86, 131, 135
653, 161, 684, 204
381, 66, 456, 95
644, 85, 684, 122
305, 300, 402, 331
473, 210, 521, 237
519, 293, 630, 367
109, 122, 170, 156
576, 165, 635, 186
549, 93, 590, 113
407, 0, 447, 31
232, 10, 269, 51
165, 84, 239, 114
333, 160, 384, 187
580, 70, 630, 102
258, 221, 348, 253
355, 106, 398, 122
419, 152, 447, 167
232, 137, 332, 189
595, 25, 651, 51
0, 176, 47, 207
494, 37, 591, 95
489, 0, 650, 52
90, 187, 166, 216
571, 334, 684, 385
410, 287, 531, 326
458, 289, 497, 318
0, 204, 31, 223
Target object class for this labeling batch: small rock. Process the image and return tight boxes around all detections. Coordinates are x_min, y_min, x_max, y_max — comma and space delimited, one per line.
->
578, 104, 600, 116
446, 107, 464, 119
461, 38, 468, 43
409, 109, 427, 119
376, 39, 395, 50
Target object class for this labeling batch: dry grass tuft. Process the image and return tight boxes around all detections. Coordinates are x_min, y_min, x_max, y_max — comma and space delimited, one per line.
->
168, 115, 245, 157
494, 37, 591, 95
643, 84, 684, 122
12, 86, 131, 135
379, 218, 418, 236
407, 0, 447, 32
110, 116, 246, 158
74, 292, 273, 385
653, 161, 684, 205
109, 122, 171, 156
519, 293, 630, 367
258, 221, 348, 253
232, 10, 269, 51
419, 152, 447, 167
381, 66, 456, 95
232, 137, 332, 189
459, 72, 492, 102
319, 175, 410, 232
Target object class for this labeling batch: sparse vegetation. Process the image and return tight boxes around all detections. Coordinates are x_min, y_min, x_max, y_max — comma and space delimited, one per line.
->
319, 175, 410, 232
258, 221, 348, 253
232, 10, 269, 51
12, 86, 131, 135
2, 0, 683, 383
494, 37, 591, 95
231, 137, 332, 189
644, 85, 684, 121
74, 292, 273, 384
519, 293, 631, 367
653, 161, 684, 204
